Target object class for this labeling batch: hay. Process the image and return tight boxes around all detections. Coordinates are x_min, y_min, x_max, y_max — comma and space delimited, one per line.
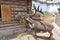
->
10, 32, 34, 40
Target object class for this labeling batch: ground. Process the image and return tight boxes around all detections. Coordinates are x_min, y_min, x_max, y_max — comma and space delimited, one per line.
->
9, 24, 60, 40
0, 23, 60, 40
10, 25, 60, 40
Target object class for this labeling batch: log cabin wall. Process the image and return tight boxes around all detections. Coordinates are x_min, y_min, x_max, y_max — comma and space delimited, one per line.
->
0, 0, 32, 22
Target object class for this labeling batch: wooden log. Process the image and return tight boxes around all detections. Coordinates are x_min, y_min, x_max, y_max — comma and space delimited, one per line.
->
0, 1, 27, 6
12, 10, 27, 12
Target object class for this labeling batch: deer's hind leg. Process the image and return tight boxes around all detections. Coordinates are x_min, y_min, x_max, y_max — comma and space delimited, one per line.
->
32, 28, 37, 37
33, 28, 37, 40
48, 31, 53, 38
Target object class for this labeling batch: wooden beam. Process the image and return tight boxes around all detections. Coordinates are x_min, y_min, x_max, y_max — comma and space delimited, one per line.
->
0, 1, 27, 5
12, 10, 27, 12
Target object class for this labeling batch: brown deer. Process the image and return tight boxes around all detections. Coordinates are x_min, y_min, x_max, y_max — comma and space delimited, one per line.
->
24, 15, 54, 38
23, 4, 54, 38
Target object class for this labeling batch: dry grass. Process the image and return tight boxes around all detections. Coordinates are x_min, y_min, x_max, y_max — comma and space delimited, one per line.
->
10, 32, 33, 40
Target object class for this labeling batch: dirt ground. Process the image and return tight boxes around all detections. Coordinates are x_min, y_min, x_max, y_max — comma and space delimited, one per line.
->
10, 29, 60, 40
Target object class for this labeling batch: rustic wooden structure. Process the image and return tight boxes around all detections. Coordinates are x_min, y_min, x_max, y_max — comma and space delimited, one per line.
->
0, 0, 32, 22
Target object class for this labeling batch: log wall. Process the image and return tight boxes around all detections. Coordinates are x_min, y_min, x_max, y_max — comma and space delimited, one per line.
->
1, 0, 32, 22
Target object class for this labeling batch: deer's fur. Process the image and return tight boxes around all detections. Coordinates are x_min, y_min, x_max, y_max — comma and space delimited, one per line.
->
25, 16, 54, 38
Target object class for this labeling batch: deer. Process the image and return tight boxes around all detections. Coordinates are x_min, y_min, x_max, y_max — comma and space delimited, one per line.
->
24, 15, 54, 38
23, 4, 54, 38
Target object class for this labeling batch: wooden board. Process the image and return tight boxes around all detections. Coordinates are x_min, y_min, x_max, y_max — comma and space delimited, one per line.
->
1, 5, 11, 22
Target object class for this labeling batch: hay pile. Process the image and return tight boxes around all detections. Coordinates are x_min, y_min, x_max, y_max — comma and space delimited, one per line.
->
10, 32, 35, 40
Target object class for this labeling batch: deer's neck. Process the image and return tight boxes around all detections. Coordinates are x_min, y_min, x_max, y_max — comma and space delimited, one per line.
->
27, 19, 33, 24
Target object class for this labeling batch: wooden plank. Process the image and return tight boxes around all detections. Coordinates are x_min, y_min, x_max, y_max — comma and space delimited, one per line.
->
1, 5, 11, 22
0, 0, 27, 2
12, 10, 27, 12
26, 0, 32, 13
11, 6, 27, 9
0, 1, 27, 6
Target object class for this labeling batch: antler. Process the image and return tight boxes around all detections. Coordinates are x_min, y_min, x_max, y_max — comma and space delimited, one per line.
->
39, 8, 44, 15
37, 5, 40, 11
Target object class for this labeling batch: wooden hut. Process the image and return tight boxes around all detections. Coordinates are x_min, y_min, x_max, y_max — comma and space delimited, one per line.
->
0, 0, 32, 22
